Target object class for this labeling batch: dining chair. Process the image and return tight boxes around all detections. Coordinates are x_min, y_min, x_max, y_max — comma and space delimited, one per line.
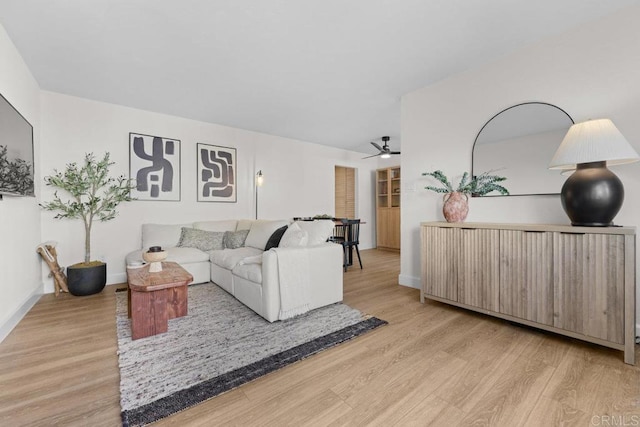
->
332, 219, 362, 272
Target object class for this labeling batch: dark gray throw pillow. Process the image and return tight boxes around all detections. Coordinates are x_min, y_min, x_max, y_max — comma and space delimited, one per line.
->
177, 227, 225, 251
264, 225, 288, 251
223, 229, 250, 249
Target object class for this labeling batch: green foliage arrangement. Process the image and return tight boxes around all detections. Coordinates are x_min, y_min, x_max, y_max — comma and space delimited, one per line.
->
41, 153, 135, 264
0, 145, 33, 195
422, 170, 509, 196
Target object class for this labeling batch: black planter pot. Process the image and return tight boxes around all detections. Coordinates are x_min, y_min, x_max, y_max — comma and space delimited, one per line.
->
67, 262, 107, 296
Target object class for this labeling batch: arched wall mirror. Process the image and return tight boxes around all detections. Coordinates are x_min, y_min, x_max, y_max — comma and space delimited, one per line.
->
471, 102, 574, 197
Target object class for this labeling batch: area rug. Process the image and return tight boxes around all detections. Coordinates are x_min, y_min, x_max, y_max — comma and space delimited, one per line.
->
116, 283, 386, 426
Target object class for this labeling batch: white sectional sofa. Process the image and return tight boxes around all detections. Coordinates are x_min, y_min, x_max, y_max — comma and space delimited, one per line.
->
125, 219, 343, 322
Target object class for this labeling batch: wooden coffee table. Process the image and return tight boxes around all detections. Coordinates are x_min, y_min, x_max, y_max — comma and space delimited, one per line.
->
127, 262, 193, 340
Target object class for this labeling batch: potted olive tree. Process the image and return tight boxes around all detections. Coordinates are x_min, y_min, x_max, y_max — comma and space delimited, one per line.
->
41, 153, 135, 296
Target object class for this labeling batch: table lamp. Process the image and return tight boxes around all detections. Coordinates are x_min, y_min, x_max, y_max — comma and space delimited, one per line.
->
549, 118, 639, 226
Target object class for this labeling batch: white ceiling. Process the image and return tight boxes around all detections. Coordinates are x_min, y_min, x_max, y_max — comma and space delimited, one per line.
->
0, 1, 635, 154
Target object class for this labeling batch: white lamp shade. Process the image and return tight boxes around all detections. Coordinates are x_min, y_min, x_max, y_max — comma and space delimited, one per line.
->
549, 118, 639, 170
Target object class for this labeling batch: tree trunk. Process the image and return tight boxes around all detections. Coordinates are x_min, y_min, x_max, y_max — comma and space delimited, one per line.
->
84, 222, 91, 263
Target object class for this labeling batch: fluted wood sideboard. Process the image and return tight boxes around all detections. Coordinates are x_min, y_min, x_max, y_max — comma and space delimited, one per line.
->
420, 222, 636, 364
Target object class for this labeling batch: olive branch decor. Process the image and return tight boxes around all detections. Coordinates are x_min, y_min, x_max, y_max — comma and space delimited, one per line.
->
422, 170, 509, 196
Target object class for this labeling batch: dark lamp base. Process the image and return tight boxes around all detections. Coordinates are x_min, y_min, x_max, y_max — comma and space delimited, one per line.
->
560, 161, 624, 227
570, 221, 613, 227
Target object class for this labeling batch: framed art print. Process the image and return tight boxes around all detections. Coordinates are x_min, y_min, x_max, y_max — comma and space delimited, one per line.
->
197, 143, 236, 202
129, 133, 181, 201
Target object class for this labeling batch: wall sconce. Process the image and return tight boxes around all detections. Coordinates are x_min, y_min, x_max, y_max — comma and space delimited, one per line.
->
549, 118, 639, 226
255, 170, 263, 219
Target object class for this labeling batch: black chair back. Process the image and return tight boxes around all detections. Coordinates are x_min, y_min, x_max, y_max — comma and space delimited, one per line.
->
341, 219, 360, 245
327, 218, 345, 242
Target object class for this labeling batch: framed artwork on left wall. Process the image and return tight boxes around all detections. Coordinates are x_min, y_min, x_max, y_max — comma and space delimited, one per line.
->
197, 143, 237, 202
129, 133, 181, 201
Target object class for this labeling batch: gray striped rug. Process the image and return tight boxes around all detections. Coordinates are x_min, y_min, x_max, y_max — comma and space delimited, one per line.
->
116, 282, 386, 426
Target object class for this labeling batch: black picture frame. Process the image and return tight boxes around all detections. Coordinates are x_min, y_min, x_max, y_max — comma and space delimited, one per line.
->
196, 143, 237, 203
129, 132, 181, 201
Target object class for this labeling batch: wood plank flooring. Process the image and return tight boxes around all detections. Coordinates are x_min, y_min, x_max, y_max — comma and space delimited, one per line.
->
0, 249, 638, 426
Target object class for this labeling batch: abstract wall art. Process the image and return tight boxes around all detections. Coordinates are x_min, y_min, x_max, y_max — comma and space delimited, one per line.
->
197, 143, 236, 202
0, 92, 34, 197
129, 133, 181, 201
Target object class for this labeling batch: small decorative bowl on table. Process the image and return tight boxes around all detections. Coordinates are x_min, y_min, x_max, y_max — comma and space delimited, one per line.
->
142, 246, 168, 272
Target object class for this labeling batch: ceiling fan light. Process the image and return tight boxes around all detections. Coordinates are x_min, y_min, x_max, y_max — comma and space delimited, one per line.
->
381, 153, 391, 159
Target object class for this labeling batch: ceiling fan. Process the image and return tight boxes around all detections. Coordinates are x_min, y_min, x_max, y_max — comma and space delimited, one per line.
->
363, 136, 400, 159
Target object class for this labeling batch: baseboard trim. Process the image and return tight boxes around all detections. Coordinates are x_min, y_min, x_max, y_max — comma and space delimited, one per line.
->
108, 272, 127, 286
43, 272, 128, 294
0, 284, 43, 344
398, 274, 420, 289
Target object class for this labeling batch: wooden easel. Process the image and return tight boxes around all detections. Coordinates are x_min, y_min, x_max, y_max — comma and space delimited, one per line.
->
36, 243, 68, 296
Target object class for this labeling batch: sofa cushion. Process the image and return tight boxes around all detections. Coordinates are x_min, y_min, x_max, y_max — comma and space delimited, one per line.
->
264, 225, 288, 251
177, 227, 225, 251
239, 254, 262, 265
126, 246, 210, 265
209, 247, 263, 270
279, 222, 309, 248
193, 220, 238, 232
141, 223, 191, 250
232, 263, 262, 284
244, 220, 289, 250
223, 229, 250, 249
296, 220, 335, 246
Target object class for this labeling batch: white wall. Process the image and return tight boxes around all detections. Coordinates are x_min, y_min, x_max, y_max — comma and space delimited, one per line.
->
0, 25, 42, 341
40, 92, 377, 291
474, 129, 568, 195
400, 6, 640, 330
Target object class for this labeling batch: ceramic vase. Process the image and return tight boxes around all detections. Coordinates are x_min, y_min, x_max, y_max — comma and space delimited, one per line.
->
443, 191, 469, 222
143, 250, 167, 272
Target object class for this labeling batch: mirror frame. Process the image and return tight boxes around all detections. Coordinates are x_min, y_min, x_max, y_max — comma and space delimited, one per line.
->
471, 101, 574, 197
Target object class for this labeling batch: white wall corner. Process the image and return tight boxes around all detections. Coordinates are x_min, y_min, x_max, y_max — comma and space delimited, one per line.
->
0, 283, 43, 344
398, 274, 420, 289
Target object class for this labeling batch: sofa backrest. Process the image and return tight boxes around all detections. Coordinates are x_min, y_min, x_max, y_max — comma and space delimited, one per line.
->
236, 219, 254, 231
140, 219, 302, 251
193, 220, 238, 232
141, 223, 192, 250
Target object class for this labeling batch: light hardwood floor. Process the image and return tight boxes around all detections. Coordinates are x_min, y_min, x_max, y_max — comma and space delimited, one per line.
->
1, 249, 638, 426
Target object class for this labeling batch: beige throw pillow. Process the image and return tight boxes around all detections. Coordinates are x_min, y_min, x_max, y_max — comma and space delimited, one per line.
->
244, 220, 290, 250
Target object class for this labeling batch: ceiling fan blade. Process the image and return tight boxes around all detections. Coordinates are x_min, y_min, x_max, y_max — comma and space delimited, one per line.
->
362, 153, 381, 159
390, 151, 401, 155
371, 142, 383, 151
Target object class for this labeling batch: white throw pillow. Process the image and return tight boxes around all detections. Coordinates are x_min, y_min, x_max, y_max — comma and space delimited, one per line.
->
296, 220, 334, 246
244, 220, 289, 250
279, 222, 309, 248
